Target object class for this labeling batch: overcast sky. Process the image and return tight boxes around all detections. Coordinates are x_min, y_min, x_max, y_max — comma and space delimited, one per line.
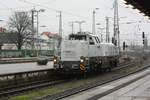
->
0, 0, 150, 45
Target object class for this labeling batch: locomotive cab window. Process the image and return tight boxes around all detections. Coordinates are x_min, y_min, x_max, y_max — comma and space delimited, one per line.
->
69, 34, 87, 41
95, 37, 100, 43
97, 37, 100, 43
89, 37, 95, 45
94, 37, 99, 43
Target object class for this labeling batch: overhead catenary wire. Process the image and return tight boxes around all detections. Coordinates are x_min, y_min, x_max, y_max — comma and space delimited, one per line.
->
40, 0, 59, 5
18, 0, 90, 20
0, 0, 13, 12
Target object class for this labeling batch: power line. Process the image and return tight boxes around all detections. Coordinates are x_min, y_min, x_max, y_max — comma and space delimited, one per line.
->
0, 1, 13, 12
42, 0, 58, 5
18, 0, 90, 20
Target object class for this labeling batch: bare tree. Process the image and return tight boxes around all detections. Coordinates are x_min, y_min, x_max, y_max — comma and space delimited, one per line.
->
8, 12, 32, 50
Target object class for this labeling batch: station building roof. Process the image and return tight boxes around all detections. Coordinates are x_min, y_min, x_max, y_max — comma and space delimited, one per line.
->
0, 32, 17, 44
123, 0, 150, 18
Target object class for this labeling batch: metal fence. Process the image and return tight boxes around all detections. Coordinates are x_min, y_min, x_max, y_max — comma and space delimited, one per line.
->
0, 50, 54, 57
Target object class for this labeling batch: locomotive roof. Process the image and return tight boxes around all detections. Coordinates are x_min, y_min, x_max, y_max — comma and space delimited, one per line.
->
100, 42, 118, 47
69, 32, 100, 37
100, 42, 115, 45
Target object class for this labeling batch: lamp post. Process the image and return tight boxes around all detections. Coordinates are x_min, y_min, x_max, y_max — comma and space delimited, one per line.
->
36, 9, 45, 37
69, 21, 75, 34
75, 21, 85, 33
0, 20, 3, 54
92, 8, 99, 34
32, 9, 45, 56
0, 20, 4, 33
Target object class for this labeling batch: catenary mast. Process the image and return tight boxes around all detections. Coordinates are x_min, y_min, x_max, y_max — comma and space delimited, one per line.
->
113, 0, 120, 54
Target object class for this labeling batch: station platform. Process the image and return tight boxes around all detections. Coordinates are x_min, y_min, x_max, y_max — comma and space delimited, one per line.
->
62, 67, 150, 100
0, 56, 53, 64
99, 70, 150, 100
0, 62, 53, 75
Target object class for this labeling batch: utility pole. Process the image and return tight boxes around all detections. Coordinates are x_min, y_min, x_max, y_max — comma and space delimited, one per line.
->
58, 11, 62, 44
106, 17, 110, 43
92, 10, 96, 34
114, 0, 120, 54
142, 32, 145, 50
31, 9, 35, 51
71, 22, 74, 34
92, 8, 99, 34
31, 9, 34, 35
69, 21, 75, 34
113, 0, 117, 45
36, 11, 39, 38
36, 10, 40, 56
35, 9, 45, 56
58, 11, 62, 57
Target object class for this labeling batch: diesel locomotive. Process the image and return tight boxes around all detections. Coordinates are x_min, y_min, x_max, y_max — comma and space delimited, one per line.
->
53, 32, 119, 73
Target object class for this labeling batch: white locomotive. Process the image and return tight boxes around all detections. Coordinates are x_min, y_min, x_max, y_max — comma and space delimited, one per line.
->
53, 32, 119, 73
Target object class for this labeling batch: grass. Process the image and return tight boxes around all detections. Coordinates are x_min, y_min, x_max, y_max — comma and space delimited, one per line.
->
4, 61, 146, 100
4, 72, 117, 100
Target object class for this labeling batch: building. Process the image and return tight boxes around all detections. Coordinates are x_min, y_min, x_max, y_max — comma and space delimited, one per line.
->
0, 32, 17, 50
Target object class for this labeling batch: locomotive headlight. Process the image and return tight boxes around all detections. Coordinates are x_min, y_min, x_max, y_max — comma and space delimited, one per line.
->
80, 56, 85, 63
80, 59, 84, 63
99, 60, 102, 64
53, 59, 57, 62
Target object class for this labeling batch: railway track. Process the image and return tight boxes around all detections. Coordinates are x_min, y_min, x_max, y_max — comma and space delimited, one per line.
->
0, 79, 68, 99
34, 61, 150, 100
0, 60, 145, 99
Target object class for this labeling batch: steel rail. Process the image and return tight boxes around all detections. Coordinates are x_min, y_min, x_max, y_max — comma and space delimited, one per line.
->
35, 61, 149, 100
0, 79, 68, 98
0, 60, 141, 99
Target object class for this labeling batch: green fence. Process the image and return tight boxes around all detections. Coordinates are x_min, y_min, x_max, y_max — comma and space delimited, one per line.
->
0, 50, 54, 57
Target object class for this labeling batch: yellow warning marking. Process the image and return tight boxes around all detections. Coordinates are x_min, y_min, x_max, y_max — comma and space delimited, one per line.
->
80, 64, 86, 70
